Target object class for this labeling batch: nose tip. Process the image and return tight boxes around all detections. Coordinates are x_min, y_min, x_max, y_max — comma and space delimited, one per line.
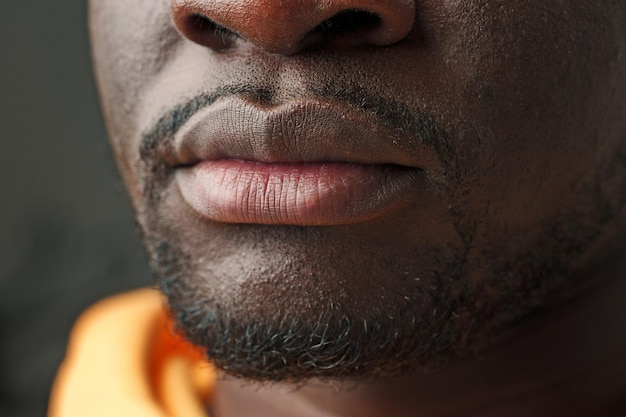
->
171, 0, 416, 54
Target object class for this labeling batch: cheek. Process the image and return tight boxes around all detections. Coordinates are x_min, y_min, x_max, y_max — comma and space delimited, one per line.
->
416, 1, 623, 238
89, 0, 180, 133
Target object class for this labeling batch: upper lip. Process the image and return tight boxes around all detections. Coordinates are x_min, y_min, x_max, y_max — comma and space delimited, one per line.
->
164, 95, 438, 171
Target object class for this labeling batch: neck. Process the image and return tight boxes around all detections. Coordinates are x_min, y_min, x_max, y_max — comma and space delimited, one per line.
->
212, 248, 626, 417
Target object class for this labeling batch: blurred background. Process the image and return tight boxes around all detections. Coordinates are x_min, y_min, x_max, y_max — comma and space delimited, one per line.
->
0, 2, 152, 416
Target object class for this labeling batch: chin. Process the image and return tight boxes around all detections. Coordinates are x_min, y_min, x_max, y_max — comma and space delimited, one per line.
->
144, 214, 601, 382
146, 222, 467, 380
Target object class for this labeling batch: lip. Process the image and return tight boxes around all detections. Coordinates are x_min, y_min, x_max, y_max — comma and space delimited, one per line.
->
169, 96, 430, 225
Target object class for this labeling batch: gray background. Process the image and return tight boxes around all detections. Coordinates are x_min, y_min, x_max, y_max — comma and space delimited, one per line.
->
0, 2, 152, 416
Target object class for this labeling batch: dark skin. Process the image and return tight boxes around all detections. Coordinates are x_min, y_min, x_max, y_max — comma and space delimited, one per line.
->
89, 0, 626, 415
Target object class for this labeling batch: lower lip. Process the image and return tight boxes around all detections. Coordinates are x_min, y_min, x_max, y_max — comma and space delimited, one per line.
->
175, 160, 420, 226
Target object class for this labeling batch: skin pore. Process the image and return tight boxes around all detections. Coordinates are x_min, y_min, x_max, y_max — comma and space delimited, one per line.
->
88, 0, 626, 415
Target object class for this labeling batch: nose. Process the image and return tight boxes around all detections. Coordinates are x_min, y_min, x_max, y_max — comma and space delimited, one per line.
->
171, 0, 415, 54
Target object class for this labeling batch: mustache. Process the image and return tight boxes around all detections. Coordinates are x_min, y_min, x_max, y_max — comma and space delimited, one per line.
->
139, 83, 454, 162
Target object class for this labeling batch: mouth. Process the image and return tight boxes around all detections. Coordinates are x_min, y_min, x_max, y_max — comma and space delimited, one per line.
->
162, 95, 434, 225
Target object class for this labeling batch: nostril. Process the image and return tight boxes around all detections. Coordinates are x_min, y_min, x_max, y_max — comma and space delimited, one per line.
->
188, 14, 236, 37
316, 9, 381, 37
312, 9, 381, 43
299, 9, 388, 51
179, 13, 239, 49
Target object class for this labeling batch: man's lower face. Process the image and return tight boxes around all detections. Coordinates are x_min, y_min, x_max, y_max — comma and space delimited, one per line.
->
141, 161, 614, 381
89, 0, 626, 381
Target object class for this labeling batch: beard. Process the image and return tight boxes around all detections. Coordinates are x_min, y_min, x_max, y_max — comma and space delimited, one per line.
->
142, 187, 612, 382
150, 228, 466, 381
